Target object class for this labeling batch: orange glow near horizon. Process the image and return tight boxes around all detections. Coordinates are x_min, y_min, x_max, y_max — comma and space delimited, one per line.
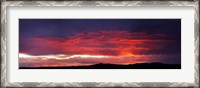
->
19, 30, 179, 67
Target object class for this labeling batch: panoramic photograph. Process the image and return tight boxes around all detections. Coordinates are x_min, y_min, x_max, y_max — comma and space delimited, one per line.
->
19, 19, 181, 69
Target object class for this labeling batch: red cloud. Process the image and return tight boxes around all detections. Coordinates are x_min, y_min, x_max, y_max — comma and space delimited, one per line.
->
19, 30, 180, 67
20, 30, 176, 56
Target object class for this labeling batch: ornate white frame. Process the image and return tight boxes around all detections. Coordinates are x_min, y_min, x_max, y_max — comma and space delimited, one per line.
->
1, 1, 199, 88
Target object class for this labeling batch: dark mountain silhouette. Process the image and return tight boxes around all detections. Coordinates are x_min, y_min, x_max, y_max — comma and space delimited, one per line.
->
19, 62, 181, 69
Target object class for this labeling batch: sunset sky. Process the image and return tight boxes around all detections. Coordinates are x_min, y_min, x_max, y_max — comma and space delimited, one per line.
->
19, 19, 181, 67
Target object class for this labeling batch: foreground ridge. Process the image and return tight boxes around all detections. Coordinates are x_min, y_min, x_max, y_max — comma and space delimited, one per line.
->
19, 62, 181, 69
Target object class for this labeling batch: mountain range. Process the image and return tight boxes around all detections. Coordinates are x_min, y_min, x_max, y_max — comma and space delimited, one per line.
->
19, 62, 181, 69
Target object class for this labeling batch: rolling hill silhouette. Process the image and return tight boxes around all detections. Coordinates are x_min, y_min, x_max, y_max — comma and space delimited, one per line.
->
19, 62, 181, 69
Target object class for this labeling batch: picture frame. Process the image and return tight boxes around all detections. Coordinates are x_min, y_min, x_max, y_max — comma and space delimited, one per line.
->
1, 0, 199, 88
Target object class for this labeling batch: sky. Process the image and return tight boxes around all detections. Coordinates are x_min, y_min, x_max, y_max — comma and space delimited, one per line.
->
19, 19, 181, 67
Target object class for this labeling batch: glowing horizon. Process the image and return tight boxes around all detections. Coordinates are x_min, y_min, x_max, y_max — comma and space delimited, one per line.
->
19, 53, 111, 60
